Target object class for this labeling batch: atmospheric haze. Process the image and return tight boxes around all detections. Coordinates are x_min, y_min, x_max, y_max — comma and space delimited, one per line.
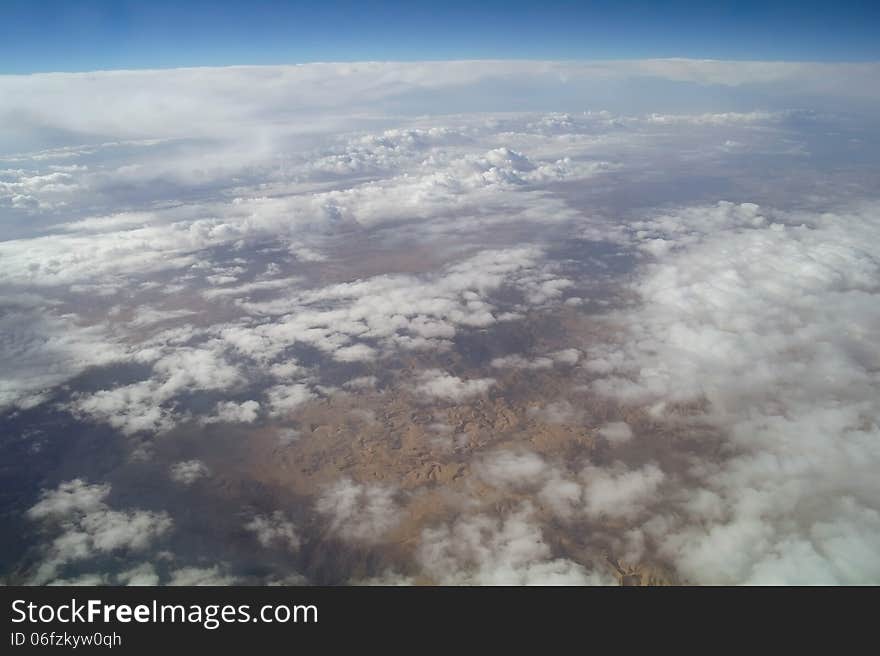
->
2, 60, 880, 585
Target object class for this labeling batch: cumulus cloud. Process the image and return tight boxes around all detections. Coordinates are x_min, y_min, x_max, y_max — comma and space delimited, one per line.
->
476, 450, 552, 489
599, 422, 633, 446
244, 511, 300, 551
343, 375, 377, 390
266, 383, 315, 416
475, 448, 664, 523
116, 563, 160, 586
490, 348, 582, 370
207, 399, 260, 424
332, 343, 378, 362
414, 370, 495, 402
169, 460, 210, 485
24, 480, 172, 584
550, 349, 581, 366
580, 463, 666, 520
167, 566, 238, 586
128, 307, 197, 328
586, 201, 880, 583
315, 478, 401, 544
70, 345, 241, 435
0, 311, 126, 411
417, 504, 613, 585
219, 246, 561, 365
527, 400, 586, 425
26, 479, 111, 519
491, 354, 554, 370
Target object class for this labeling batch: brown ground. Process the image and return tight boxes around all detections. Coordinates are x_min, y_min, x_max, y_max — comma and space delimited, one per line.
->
141, 307, 704, 584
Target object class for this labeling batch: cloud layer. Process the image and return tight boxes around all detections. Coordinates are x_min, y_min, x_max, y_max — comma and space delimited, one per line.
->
3, 60, 879, 586
585, 202, 880, 583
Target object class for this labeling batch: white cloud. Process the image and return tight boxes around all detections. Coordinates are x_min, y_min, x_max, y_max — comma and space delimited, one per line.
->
2, 61, 878, 152
221, 247, 560, 366
47, 573, 109, 586
266, 383, 314, 416
268, 361, 305, 380
26, 479, 111, 519
476, 450, 552, 489
71, 345, 241, 435
527, 400, 585, 425
315, 478, 401, 544
550, 349, 580, 366
169, 460, 210, 485
116, 563, 160, 586
491, 354, 554, 369
128, 307, 197, 327
581, 463, 666, 520
414, 369, 495, 402
474, 448, 663, 524
72, 380, 176, 435
207, 399, 260, 424
25, 479, 172, 584
417, 503, 614, 585
167, 566, 238, 586
201, 277, 299, 300
332, 343, 378, 362
599, 422, 633, 446
0, 311, 126, 411
587, 201, 880, 583
343, 375, 378, 390
244, 511, 300, 551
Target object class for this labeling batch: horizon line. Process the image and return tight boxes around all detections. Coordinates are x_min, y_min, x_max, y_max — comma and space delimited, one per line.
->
5, 56, 880, 77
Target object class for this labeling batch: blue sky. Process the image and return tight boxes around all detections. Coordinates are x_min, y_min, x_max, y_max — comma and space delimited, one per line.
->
2, 0, 879, 73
